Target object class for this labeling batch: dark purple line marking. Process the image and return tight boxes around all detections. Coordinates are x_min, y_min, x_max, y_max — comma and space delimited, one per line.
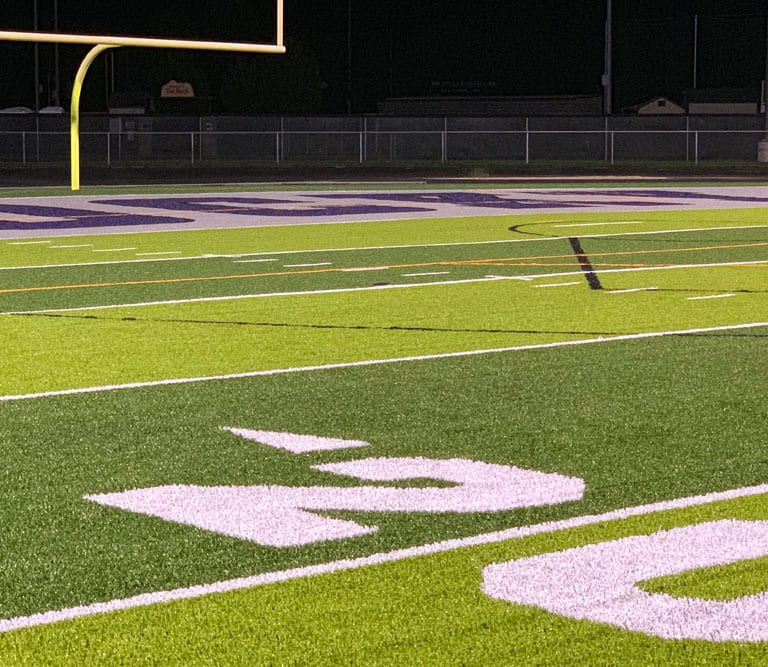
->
0, 204, 192, 230
101, 197, 429, 217
568, 237, 603, 291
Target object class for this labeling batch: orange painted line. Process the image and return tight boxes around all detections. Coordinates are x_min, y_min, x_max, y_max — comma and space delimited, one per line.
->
0, 267, 341, 295
455, 241, 768, 265
5, 240, 768, 296
0, 259, 462, 295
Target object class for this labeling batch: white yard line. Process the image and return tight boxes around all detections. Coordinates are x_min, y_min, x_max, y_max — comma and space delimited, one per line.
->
1, 322, 766, 403
232, 259, 279, 263
92, 248, 137, 253
608, 287, 657, 294
554, 221, 645, 228
687, 294, 736, 301
1, 480, 767, 633
534, 281, 581, 288
3, 258, 767, 316
135, 251, 182, 256
401, 271, 451, 277
2, 223, 768, 273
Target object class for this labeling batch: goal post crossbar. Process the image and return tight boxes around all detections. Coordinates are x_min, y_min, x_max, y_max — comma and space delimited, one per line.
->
0, 0, 285, 190
0, 31, 286, 55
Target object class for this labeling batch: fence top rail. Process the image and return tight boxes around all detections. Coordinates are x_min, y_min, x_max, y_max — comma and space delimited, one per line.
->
1, 128, 767, 136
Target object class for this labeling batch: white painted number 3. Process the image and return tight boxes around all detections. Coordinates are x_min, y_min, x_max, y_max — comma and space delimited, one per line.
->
483, 520, 768, 642
85, 429, 585, 547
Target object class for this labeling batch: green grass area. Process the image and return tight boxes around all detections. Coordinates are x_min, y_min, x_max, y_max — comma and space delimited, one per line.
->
2, 191, 768, 663
3, 175, 768, 200
2, 489, 768, 664
1, 333, 768, 621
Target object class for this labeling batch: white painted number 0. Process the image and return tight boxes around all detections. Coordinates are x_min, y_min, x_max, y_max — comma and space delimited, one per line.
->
483, 520, 768, 642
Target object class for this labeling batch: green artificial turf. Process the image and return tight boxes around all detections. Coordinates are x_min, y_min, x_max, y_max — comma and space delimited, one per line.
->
1, 332, 768, 622
2, 495, 768, 665
1, 193, 768, 664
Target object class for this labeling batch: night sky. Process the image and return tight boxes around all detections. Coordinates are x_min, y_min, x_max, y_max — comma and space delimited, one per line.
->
0, 0, 766, 113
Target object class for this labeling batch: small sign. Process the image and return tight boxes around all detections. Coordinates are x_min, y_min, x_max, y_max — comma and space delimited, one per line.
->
160, 80, 194, 98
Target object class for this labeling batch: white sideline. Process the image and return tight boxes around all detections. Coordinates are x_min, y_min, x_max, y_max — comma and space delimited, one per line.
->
1, 321, 767, 403
1, 481, 767, 633
2, 222, 768, 273
4, 257, 768, 315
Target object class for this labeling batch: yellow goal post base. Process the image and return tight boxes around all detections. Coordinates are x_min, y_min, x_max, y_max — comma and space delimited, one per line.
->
0, 0, 285, 190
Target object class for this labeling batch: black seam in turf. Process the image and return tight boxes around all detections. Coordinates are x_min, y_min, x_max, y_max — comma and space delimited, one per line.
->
568, 237, 603, 291
11, 312, 619, 336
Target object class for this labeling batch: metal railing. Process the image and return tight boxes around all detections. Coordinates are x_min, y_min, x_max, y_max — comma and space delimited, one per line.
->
0, 127, 765, 165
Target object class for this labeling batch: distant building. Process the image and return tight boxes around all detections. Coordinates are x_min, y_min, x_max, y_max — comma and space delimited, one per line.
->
684, 88, 758, 115
622, 97, 685, 115
377, 94, 603, 116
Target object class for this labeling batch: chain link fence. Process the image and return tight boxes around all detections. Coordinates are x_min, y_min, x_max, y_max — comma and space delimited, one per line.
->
0, 114, 766, 165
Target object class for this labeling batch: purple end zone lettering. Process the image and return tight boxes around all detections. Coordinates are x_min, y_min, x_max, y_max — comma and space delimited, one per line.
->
102, 197, 430, 217
316, 192, 586, 210
0, 204, 191, 231
529, 189, 768, 204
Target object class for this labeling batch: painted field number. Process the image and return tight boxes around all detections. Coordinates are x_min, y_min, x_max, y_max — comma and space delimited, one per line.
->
483, 520, 768, 642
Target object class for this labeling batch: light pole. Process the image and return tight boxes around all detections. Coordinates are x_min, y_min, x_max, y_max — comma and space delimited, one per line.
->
346, 0, 352, 114
759, 9, 768, 160
692, 14, 698, 89
33, 0, 40, 111
53, 0, 60, 106
603, 0, 612, 115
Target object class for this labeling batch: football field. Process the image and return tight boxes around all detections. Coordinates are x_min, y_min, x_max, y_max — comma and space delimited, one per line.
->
2, 183, 768, 664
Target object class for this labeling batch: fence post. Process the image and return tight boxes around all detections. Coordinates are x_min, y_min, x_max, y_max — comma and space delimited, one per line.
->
276, 132, 280, 164
604, 116, 609, 162
695, 131, 699, 164
198, 117, 203, 163
442, 117, 447, 164
190, 132, 195, 165
22, 132, 26, 165
525, 117, 530, 164
611, 131, 615, 164
106, 131, 110, 166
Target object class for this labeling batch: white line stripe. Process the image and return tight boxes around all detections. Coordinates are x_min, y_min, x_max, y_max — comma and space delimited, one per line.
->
2, 223, 767, 272
534, 281, 581, 288
2, 278, 507, 314
92, 248, 137, 253
3, 256, 768, 315
1, 322, 766, 403
687, 294, 736, 301
283, 262, 333, 268
401, 271, 451, 277
135, 251, 182, 257
50, 244, 92, 249
7, 240, 51, 245
232, 259, 278, 263
608, 287, 657, 294
2, 481, 767, 633
554, 221, 645, 228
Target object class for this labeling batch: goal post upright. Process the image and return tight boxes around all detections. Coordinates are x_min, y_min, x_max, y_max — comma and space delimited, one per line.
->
0, 0, 285, 190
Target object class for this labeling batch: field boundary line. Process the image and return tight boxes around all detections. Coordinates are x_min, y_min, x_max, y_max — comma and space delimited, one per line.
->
5, 257, 768, 315
1, 322, 766, 403
2, 481, 767, 633
3, 222, 768, 273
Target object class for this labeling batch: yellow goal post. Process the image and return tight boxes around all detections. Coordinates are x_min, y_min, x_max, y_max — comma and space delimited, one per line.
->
0, 0, 285, 190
